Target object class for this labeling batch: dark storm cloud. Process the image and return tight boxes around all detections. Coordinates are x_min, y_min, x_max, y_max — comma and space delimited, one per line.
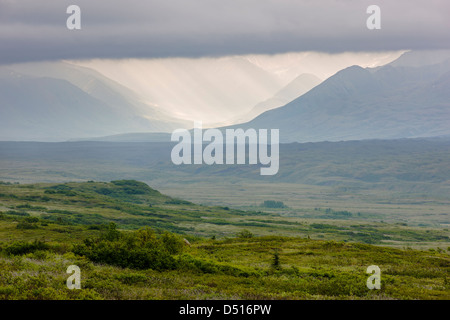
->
1, 0, 449, 64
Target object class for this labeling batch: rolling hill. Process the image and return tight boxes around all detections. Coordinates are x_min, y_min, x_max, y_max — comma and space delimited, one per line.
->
0, 180, 448, 300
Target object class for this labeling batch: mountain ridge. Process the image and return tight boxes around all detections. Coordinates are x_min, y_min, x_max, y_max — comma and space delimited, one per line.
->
231, 51, 450, 143
0, 62, 190, 141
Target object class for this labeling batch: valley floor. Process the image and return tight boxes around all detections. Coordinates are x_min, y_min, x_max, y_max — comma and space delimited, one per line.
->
0, 180, 448, 300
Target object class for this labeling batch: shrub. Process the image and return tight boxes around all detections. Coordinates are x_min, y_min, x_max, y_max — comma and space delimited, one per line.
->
73, 226, 184, 271
164, 199, 192, 205
236, 229, 254, 239
161, 231, 184, 255
31, 250, 48, 260
74, 240, 177, 271
3, 240, 50, 256
16, 221, 38, 229
15, 216, 40, 229
24, 217, 39, 223
45, 189, 76, 196
5, 210, 29, 217
261, 200, 287, 208
271, 250, 281, 270
15, 204, 32, 209
101, 222, 121, 241
87, 224, 105, 230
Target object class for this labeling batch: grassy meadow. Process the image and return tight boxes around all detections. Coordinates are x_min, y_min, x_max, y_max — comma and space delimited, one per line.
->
0, 180, 448, 300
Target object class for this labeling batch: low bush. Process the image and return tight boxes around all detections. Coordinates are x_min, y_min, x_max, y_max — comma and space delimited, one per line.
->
261, 200, 287, 208
236, 229, 254, 239
73, 225, 183, 271
3, 240, 50, 256
5, 210, 29, 217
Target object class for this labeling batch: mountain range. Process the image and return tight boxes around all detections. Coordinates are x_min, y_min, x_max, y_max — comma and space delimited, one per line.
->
229, 50, 450, 143
1, 50, 448, 143
230, 73, 322, 124
0, 62, 190, 141
94, 50, 450, 144
73, 52, 398, 127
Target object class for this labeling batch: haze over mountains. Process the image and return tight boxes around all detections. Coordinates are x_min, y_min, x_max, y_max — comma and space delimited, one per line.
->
231, 73, 322, 124
3, 50, 449, 143
72, 52, 402, 126
0, 62, 188, 141
232, 50, 450, 143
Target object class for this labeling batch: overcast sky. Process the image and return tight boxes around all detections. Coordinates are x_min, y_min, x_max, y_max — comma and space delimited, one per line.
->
1, 0, 449, 64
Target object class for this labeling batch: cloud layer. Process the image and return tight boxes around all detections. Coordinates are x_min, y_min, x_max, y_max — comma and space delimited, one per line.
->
1, 0, 449, 63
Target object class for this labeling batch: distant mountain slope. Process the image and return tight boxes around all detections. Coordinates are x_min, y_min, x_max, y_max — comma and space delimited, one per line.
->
75, 56, 285, 127
232, 73, 322, 123
8, 61, 181, 124
75, 52, 402, 127
0, 62, 189, 141
234, 50, 450, 143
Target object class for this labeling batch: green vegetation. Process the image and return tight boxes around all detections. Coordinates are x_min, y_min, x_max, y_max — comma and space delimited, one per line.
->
0, 180, 449, 300
261, 200, 287, 208
1, 180, 448, 248
73, 223, 182, 271
0, 230, 448, 300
